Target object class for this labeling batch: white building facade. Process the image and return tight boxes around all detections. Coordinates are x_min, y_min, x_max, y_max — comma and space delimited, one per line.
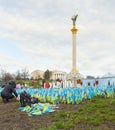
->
31, 70, 44, 79
31, 70, 67, 81
50, 70, 67, 81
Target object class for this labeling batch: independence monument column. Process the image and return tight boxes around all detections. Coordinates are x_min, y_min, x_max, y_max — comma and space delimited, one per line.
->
66, 14, 83, 87
71, 14, 78, 73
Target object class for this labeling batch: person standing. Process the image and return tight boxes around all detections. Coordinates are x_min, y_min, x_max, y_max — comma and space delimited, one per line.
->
31, 79, 34, 86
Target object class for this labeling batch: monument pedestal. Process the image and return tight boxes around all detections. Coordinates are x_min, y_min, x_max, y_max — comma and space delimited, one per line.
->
66, 71, 83, 87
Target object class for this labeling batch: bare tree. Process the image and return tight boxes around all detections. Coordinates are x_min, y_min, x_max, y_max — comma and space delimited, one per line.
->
1, 70, 14, 82
1, 69, 6, 80
21, 68, 29, 80
15, 70, 22, 80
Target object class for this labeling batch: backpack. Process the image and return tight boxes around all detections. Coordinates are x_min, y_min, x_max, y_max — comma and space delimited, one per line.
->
20, 91, 39, 107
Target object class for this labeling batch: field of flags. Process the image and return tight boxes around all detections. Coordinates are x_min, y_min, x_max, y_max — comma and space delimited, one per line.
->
0, 85, 114, 105
16, 85, 115, 105
0, 85, 115, 116
19, 103, 57, 116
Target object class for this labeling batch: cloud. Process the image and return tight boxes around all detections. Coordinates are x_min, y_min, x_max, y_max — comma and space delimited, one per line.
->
0, 0, 115, 76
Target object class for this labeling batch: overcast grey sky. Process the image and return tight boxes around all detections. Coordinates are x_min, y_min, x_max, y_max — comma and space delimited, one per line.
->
0, 0, 115, 77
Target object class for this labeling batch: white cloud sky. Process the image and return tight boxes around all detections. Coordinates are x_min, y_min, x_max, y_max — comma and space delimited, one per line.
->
0, 0, 115, 77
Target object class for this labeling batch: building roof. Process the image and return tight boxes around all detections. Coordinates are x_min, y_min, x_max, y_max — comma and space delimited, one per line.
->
102, 73, 115, 78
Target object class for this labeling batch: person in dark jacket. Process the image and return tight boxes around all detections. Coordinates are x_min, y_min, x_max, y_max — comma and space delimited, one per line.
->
1, 81, 20, 103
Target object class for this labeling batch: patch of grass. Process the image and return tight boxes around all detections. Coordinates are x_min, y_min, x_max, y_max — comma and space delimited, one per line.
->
63, 121, 75, 130
0, 96, 114, 130
58, 112, 69, 118
85, 115, 103, 126
74, 115, 84, 124
46, 126, 57, 130
40, 121, 64, 130
42, 97, 115, 130
55, 121, 64, 129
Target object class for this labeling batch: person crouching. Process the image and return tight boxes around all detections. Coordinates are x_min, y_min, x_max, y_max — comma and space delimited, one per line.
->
1, 80, 20, 103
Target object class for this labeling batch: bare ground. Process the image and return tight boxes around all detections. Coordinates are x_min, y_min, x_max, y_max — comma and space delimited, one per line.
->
0, 98, 115, 130
0, 99, 80, 130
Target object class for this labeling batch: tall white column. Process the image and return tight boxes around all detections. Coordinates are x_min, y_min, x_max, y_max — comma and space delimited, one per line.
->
71, 27, 78, 73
